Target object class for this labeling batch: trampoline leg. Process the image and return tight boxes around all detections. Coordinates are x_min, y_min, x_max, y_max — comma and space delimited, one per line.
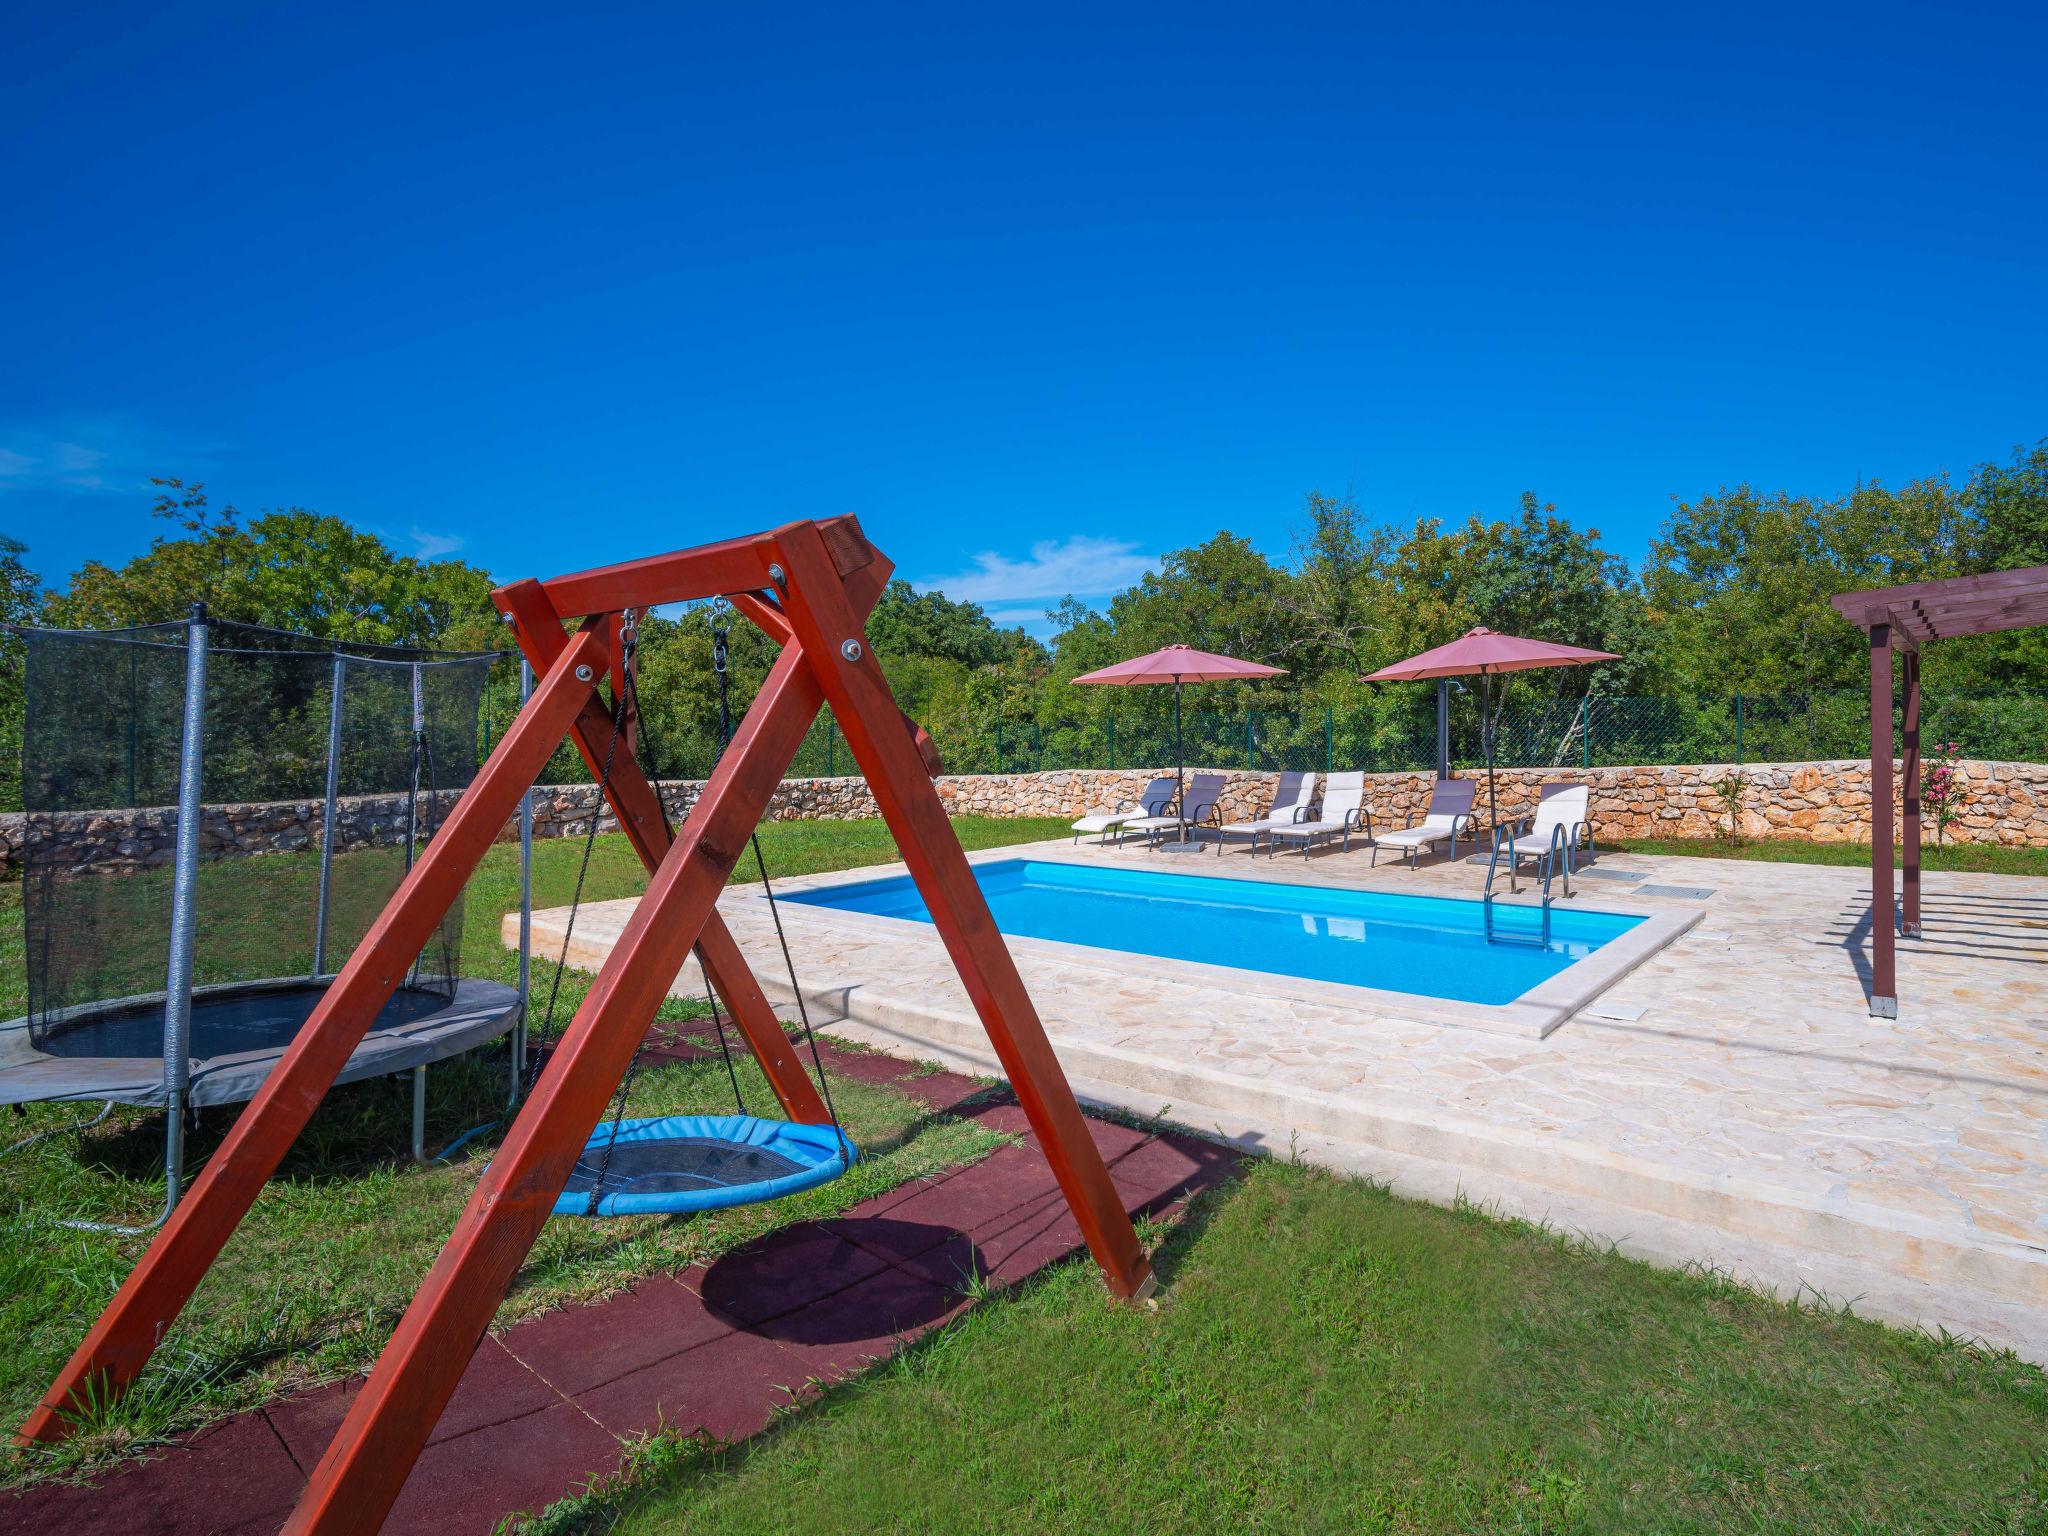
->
411, 1067, 427, 1163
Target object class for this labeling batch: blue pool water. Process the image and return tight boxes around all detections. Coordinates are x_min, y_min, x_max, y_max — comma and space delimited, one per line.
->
785, 859, 1643, 1006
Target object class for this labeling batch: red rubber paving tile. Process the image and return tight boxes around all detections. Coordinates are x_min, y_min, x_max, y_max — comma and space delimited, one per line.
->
896, 1069, 989, 1114
264, 1336, 561, 1470
965, 1190, 1090, 1286
849, 1146, 1060, 1235
964, 1099, 1156, 1162
805, 1048, 924, 1088
501, 1275, 728, 1397
0, 1413, 303, 1536
574, 1326, 807, 1444
1106, 1133, 1244, 1212
751, 1266, 970, 1378
381, 1400, 621, 1536
689, 1222, 890, 1328
820, 1213, 987, 1280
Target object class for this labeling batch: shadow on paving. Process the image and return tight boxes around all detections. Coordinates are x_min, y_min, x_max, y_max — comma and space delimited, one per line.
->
0, 1040, 1243, 1536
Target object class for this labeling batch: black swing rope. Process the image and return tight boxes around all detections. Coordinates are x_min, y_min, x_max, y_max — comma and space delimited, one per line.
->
546, 602, 842, 1214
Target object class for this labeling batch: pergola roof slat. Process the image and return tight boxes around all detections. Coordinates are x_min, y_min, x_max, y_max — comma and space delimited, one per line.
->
1831, 564, 2048, 639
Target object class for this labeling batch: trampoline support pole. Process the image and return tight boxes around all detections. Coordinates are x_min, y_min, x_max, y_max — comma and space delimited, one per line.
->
411, 1067, 427, 1162
314, 652, 345, 978
161, 605, 210, 1216
512, 659, 533, 1110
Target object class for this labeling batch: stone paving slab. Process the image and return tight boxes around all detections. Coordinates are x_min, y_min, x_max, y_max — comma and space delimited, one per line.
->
0, 1074, 1236, 1536
523, 838, 2048, 1360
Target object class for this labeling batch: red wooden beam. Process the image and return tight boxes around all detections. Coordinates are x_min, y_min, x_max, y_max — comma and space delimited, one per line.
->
494, 581, 829, 1123
536, 513, 879, 620
282, 641, 828, 1536
767, 519, 1152, 1301
18, 628, 611, 1446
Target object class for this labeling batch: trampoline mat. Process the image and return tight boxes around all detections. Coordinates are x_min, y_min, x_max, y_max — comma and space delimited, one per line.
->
558, 1135, 810, 1198
37, 984, 456, 1060
0, 977, 521, 1108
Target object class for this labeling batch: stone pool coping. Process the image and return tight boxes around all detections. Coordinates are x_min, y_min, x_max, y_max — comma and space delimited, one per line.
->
746, 844, 1700, 1040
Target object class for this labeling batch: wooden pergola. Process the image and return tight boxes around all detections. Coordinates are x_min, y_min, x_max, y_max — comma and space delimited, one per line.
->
1829, 564, 2048, 1017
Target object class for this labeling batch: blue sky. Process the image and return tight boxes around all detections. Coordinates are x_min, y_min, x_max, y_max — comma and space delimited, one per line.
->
3, 2, 2043, 634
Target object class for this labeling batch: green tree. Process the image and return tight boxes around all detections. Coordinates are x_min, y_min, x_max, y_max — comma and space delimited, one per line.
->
46, 479, 503, 648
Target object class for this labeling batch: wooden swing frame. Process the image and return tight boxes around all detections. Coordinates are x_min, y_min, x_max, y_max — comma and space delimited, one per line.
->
17, 516, 1154, 1534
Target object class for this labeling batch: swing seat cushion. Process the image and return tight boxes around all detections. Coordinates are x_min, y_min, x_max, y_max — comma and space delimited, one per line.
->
552, 1113, 856, 1219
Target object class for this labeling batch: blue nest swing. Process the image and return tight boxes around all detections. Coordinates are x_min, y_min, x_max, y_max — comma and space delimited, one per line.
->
534, 605, 854, 1223
554, 1113, 856, 1219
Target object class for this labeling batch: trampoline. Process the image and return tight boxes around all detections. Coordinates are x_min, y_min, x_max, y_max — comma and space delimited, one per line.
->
0, 976, 522, 1109
3, 611, 531, 1221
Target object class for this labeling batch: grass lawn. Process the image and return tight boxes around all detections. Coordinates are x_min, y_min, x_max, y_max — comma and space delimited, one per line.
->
0, 815, 1067, 1487
1612, 836, 2048, 878
531, 1163, 2048, 1536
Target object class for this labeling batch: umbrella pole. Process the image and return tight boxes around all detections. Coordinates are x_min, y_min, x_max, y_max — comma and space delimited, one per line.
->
1483, 669, 1497, 842
1174, 678, 1186, 841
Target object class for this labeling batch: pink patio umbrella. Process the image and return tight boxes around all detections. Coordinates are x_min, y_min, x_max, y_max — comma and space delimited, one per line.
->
1363, 627, 1619, 834
1073, 643, 1287, 839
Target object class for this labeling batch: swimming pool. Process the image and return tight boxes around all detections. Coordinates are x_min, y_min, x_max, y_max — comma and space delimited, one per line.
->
783, 859, 1645, 1007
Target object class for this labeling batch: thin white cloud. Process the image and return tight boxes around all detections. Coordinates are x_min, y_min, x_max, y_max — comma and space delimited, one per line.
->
0, 421, 228, 501
918, 535, 1158, 605
410, 527, 465, 561
0, 431, 125, 493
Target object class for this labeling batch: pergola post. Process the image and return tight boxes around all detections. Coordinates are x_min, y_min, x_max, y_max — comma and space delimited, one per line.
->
1901, 647, 1922, 938
1868, 621, 1897, 1018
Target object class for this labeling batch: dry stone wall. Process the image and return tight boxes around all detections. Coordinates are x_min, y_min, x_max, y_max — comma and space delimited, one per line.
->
3, 758, 2043, 879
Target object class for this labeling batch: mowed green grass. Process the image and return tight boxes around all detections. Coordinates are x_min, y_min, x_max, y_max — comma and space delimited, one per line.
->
0, 816, 1067, 1486
540, 1163, 2048, 1536
1612, 836, 2048, 878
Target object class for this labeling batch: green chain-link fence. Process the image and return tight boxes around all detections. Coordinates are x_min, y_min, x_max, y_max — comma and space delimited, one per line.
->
487, 672, 2046, 784
900, 692, 2047, 778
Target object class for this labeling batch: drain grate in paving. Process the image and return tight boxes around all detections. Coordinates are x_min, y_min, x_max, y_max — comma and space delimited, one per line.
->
1580, 1001, 1648, 1022
1637, 884, 1716, 900
1577, 866, 1648, 883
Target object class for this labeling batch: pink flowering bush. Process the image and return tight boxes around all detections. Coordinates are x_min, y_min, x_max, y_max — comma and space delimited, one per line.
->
1922, 739, 1965, 845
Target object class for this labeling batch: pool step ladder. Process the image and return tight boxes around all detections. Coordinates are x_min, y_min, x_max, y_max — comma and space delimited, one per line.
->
1481, 822, 1573, 947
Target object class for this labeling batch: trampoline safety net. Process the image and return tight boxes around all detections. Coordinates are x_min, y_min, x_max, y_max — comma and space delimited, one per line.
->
19, 619, 496, 1051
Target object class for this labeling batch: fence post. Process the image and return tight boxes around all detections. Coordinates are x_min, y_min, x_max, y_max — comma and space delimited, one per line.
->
827, 718, 836, 778
1107, 715, 1115, 770
1581, 696, 1591, 770
1325, 707, 1333, 773
1735, 692, 1744, 767
1032, 719, 1041, 771
1246, 712, 1255, 770
995, 717, 1004, 772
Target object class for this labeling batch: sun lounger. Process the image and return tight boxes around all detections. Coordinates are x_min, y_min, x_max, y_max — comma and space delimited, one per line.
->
1071, 776, 1178, 844
1210, 770, 1316, 855
1267, 771, 1370, 857
1491, 782, 1593, 892
1122, 773, 1227, 849
1370, 778, 1477, 868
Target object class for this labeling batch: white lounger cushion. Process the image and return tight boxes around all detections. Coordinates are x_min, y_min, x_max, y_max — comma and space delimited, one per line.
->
1374, 815, 1462, 849
1215, 773, 1316, 835
1268, 773, 1366, 846
1502, 786, 1589, 862
1072, 809, 1138, 834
